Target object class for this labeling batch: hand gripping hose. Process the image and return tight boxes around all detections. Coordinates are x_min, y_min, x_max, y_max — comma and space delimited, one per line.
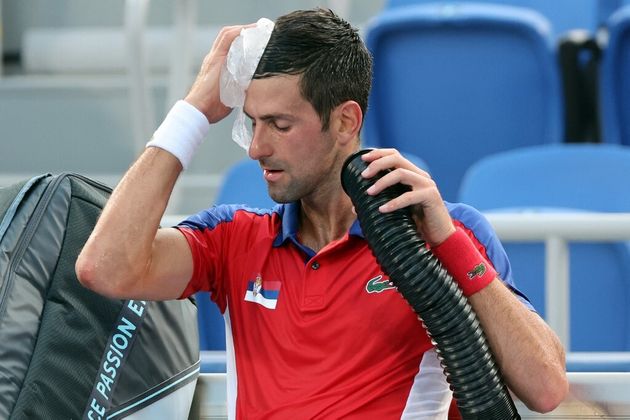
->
341, 150, 520, 420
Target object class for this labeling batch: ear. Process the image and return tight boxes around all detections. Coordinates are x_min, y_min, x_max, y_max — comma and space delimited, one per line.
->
330, 100, 363, 146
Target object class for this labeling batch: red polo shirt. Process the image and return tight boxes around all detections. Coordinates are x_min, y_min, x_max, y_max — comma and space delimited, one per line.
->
177, 201, 532, 419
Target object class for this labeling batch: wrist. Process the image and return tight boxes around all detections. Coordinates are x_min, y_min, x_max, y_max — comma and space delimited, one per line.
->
427, 224, 457, 247
146, 100, 210, 170
430, 227, 496, 296
184, 87, 231, 125
182, 96, 207, 119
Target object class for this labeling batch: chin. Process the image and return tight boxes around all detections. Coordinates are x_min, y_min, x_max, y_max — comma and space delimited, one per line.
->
268, 182, 310, 204
269, 194, 293, 204
268, 190, 288, 204
269, 189, 300, 204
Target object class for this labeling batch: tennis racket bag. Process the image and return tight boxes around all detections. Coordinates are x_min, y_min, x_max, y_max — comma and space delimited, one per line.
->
0, 173, 199, 419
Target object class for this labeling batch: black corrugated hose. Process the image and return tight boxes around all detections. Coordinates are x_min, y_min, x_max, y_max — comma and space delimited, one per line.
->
341, 149, 520, 419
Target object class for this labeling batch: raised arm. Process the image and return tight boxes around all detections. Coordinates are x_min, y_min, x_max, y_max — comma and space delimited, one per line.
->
359, 148, 569, 413
76, 25, 248, 301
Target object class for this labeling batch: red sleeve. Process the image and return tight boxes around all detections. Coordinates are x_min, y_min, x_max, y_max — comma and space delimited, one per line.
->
176, 224, 228, 311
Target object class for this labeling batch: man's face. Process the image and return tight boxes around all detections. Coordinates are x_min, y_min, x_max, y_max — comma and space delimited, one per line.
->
244, 75, 338, 203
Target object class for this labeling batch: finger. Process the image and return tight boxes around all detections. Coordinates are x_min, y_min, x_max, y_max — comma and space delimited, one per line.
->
361, 152, 401, 178
210, 26, 246, 55
210, 23, 257, 56
378, 190, 425, 213
361, 150, 430, 179
365, 169, 440, 214
366, 168, 423, 196
360, 150, 395, 176
360, 148, 398, 163
379, 182, 441, 213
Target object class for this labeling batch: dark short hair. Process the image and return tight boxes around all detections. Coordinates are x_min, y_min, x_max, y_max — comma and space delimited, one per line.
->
254, 8, 372, 130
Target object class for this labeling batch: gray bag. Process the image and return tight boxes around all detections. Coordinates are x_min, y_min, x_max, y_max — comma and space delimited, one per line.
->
0, 173, 199, 419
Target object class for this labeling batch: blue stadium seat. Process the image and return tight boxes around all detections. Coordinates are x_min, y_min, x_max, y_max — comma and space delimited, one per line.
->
214, 158, 278, 209
195, 291, 226, 352
386, 0, 622, 36
458, 144, 630, 351
600, 5, 630, 145
363, 3, 563, 201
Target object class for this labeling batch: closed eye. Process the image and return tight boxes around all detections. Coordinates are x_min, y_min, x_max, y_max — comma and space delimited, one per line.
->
272, 121, 290, 132
243, 110, 293, 133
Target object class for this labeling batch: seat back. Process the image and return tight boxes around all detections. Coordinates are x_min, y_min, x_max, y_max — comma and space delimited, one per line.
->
459, 144, 630, 350
460, 144, 630, 211
600, 6, 630, 145
386, 0, 621, 36
364, 3, 563, 201
215, 158, 277, 209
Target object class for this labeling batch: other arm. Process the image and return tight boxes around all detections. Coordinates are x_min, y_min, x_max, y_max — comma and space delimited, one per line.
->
76, 25, 249, 300
360, 148, 568, 413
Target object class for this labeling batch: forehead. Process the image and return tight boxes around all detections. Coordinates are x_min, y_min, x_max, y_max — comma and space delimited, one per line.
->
244, 74, 314, 118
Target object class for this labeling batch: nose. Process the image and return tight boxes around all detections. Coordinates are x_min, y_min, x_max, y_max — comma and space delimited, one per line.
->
248, 123, 272, 160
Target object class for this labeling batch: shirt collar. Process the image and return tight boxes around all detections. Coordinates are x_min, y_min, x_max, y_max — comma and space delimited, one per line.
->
273, 202, 299, 247
272, 202, 365, 247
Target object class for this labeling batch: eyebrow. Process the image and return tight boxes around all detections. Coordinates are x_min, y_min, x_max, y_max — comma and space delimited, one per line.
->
243, 110, 296, 122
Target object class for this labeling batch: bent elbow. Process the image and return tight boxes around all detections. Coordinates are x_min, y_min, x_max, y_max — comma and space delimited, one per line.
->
75, 253, 100, 292
75, 252, 127, 299
525, 370, 569, 413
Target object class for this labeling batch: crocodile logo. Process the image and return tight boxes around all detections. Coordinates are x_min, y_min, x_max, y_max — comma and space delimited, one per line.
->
366, 275, 396, 293
467, 263, 487, 279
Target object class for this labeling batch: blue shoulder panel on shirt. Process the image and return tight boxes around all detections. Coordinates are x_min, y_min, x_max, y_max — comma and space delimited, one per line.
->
177, 203, 282, 231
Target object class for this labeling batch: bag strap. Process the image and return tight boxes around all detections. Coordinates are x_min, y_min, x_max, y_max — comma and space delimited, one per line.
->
83, 300, 149, 420
0, 174, 50, 243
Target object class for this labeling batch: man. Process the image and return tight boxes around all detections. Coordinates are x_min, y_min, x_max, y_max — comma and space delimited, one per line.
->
76, 8, 568, 419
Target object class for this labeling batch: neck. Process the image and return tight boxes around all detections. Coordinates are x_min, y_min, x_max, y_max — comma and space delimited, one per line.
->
298, 189, 355, 253
296, 144, 361, 252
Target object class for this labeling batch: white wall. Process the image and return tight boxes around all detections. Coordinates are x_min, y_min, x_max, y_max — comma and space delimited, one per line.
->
0, 0, 385, 214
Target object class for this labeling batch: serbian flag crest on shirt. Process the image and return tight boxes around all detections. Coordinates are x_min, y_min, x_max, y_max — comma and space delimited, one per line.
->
244, 274, 281, 309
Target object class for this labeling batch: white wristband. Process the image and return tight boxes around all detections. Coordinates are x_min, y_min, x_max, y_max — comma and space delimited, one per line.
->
146, 100, 210, 170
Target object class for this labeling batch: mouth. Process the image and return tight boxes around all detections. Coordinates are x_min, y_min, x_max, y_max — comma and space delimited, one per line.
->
263, 168, 284, 182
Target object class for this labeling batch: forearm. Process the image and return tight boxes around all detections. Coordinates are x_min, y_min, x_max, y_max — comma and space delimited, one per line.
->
76, 148, 182, 297
360, 150, 569, 411
468, 279, 568, 412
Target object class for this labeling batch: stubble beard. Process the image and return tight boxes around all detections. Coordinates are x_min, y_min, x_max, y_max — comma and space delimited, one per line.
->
267, 165, 339, 204
267, 175, 310, 203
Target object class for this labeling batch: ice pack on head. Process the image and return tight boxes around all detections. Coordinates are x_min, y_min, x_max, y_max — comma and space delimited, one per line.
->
220, 18, 275, 150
